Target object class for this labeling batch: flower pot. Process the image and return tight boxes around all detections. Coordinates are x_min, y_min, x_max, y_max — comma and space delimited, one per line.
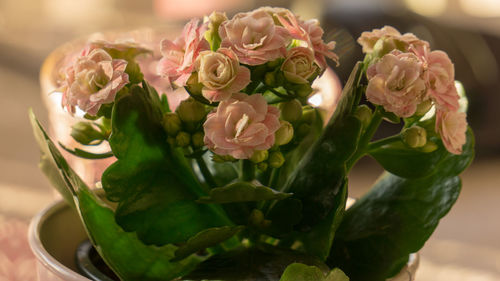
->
29, 197, 419, 281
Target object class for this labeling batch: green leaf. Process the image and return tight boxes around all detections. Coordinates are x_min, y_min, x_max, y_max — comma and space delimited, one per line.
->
279, 263, 349, 281
277, 62, 363, 232
30, 110, 203, 280
369, 139, 447, 178
59, 143, 113, 159
265, 198, 302, 237
102, 84, 232, 246
327, 129, 474, 281
198, 182, 292, 204
183, 245, 329, 281
173, 226, 244, 261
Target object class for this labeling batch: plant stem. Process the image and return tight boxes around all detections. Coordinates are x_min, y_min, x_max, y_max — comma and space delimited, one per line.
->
195, 155, 217, 189
346, 107, 383, 171
240, 160, 255, 182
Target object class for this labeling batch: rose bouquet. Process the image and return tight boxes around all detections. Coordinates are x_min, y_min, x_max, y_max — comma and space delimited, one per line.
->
30, 7, 474, 281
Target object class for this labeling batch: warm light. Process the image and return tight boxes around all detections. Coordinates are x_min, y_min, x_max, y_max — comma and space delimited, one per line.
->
459, 0, 500, 18
404, 0, 448, 17
308, 93, 323, 107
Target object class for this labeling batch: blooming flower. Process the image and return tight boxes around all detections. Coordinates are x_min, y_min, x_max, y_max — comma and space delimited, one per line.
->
435, 109, 467, 154
276, 9, 339, 68
219, 9, 290, 65
195, 48, 251, 102
358, 25, 429, 55
61, 47, 129, 115
366, 50, 426, 117
281, 47, 318, 84
411, 45, 460, 111
204, 93, 281, 159
158, 18, 210, 87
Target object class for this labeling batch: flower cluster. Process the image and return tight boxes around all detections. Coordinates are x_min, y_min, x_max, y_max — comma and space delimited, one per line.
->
358, 26, 467, 154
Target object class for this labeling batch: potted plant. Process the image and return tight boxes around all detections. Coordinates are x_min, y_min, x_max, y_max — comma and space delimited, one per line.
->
29, 7, 474, 281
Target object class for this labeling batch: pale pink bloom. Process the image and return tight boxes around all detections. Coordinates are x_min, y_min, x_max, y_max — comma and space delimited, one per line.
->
281, 47, 318, 84
277, 10, 339, 68
195, 48, 251, 102
0, 217, 36, 281
204, 93, 281, 159
411, 45, 460, 111
158, 18, 210, 87
219, 9, 290, 65
366, 50, 426, 117
61, 47, 129, 115
435, 109, 467, 154
357, 25, 429, 55
89, 39, 152, 59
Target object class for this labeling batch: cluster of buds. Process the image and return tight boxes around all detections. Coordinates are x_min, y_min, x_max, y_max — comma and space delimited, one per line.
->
358, 26, 467, 154
162, 98, 207, 149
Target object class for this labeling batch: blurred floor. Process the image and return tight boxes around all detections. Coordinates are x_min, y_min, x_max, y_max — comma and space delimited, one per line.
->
0, 0, 499, 280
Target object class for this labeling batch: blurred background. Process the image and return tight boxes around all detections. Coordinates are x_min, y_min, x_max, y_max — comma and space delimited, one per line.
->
0, 0, 499, 280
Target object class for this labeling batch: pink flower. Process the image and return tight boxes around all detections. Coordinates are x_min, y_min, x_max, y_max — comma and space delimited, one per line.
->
0, 217, 36, 281
357, 25, 429, 55
89, 39, 152, 59
366, 51, 426, 117
281, 47, 318, 84
195, 48, 251, 102
219, 9, 290, 65
277, 10, 339, 69
61, 47, 129, 115
411, 45, 460, 111
158, 18, 210, 87
204, 93, 281, 159
435, 109, 467, 154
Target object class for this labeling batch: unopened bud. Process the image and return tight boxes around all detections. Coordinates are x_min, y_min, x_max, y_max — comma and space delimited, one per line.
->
186, 73, 203, 96
70, 122, 105, 145
264, 72, 276, 87
402, 126, 427, 148
250, 150, 268, 163
266, 58, 281, 69
354, 105, 372, 128
421, 141, 438, 153
295, 84, 313, 98
257, 162, 268, 172
415, 100, 432, 116
125, 61, 144, 84
269, 151, 285, 168
212, 154, 236, 163
167, 136, 176, 146
176, 97, 206, 123
301, 106, 317, 124
275, 120, 294, 146
191, 131, 205, 148
279, 99, 303, 123
175, 131, 191, 147
162, 112, 181, 136
249, 209, 265, 227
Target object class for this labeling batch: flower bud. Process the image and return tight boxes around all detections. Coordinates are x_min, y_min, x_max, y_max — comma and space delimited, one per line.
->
250, 150, 269, 163
266, 59, 281, 69
269, 151, 285, 168
415, 99, 433, 116
205, 11, 227, 50
257, 162, 268, 172
185, 72, 204, 96
354, 105, 372, 128
275, 120, 294, 146
162, 112, 182, 136
301, 106, 317, 124
402, 126, 427, 148
167, 136, 176, 146
279, 99, 302, 123
264, 72, 276, 87
176, 97, 206, 123
420, 141, 438, 153
249, 209, 270, 228
191, 131, 205, 148
295, 83, 313, 98
125, 61, 144, 84
70, 122, 105, 145
175, 131, 191, 147
212, 154, 236, 163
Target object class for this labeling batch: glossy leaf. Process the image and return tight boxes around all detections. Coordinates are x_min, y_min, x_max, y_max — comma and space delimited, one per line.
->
173, 226, 244, 261
327, 129, 474, 281
369, 139, 447, 178
102, 84, 232, 246
30, 111, 203, 280
279, 263, 349, 281
197, 182, 292, 204
59, 142, 113, 159
183, 245, 329, 281
265, 198, 303, 237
